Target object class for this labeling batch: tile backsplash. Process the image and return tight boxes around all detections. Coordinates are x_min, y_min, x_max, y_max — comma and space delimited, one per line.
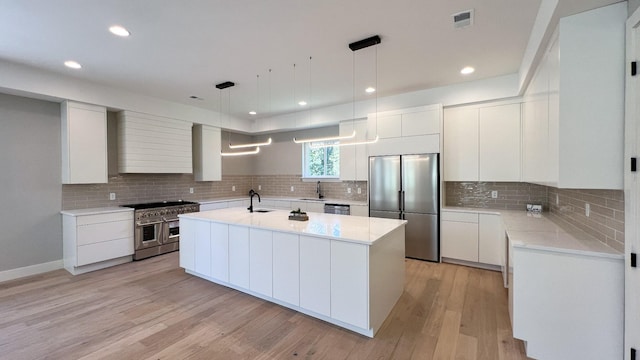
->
548, 188, 624, 252
62, 174, 367, 210
445, 181, 625, 251
445, 182, 548, 210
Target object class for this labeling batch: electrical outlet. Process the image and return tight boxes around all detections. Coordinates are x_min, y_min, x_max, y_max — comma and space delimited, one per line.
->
585, 203, 590, 217
258, 185, 261, 190
290, 186, 294, 192
556, 193, 559, 205
189, 187, 194, 194
109, 193, 116, 200
232, 186, 236, 192
491, 190, 498, 199
357, 187, 362, 194
347, 188, 351, 194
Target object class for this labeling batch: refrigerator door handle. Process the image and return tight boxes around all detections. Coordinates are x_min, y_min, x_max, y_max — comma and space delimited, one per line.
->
398, 190, 402, 211
401, 190, 405, 211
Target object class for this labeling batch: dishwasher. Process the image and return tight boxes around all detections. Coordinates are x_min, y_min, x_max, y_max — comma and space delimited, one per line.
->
324, 203, 350, 215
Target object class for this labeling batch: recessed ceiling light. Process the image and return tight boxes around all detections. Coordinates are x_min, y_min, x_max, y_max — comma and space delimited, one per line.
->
249, 111, 257, 115
365, 87, 376, 93
109, 25, 130, 37
64, 60, 82, 69
460, 66, 475, 75
298, 101, 307, 106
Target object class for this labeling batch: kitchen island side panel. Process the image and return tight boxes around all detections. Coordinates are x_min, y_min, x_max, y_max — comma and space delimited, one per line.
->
179, 210, 406, 337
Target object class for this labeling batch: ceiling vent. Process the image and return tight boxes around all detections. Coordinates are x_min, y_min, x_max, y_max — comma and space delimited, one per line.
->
452, 9, 474, 29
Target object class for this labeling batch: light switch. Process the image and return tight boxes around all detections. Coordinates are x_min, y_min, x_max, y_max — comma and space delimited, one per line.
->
232, 186, 236, 192
357, 187, 362, 194
347, 188, 351, 194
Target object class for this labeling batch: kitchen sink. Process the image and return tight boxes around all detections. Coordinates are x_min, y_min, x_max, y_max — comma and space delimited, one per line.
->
253, 209, 273, 213
299, 198, 325, 202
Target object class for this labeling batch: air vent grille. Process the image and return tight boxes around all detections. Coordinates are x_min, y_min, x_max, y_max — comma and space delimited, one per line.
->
452, 9, 474, 29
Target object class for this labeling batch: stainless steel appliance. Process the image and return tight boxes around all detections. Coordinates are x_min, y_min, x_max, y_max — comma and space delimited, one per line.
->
122, 201, 199, 260
324, 203, 350, 215
369, 154, 439, 262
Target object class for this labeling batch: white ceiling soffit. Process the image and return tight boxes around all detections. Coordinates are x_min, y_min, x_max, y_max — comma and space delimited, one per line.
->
0, 0, 620, 122
518, 0, 624, 93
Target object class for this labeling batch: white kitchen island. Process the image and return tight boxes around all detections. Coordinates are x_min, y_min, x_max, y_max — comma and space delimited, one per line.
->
178, 207, 407, 337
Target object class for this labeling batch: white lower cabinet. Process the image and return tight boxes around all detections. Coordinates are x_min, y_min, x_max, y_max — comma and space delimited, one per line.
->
331, 241, 368, 329
62, 209, 134, 275
249, 228, 273, 297
350, 205, 369, 217
272, 232, 300, 306
194, 220, 212, 277
299, 236, 331, 317
179, 218, 196, 271
478, 214, 503, 266
228, 225, 250, 289
441, 210, 503, 267
441, 212, 479, 262
306, 202, 324, 213
210, 223, 229, 282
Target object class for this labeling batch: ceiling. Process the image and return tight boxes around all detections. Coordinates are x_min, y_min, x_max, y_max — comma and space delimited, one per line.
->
0, 1, 621, 121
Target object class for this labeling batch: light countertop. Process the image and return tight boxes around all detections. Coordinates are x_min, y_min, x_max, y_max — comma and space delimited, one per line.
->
60, 207, 134, 216
443, 206, 622, 259
198, 196, 368, 206
180, 207, 405, 245
503, 211, 622, 259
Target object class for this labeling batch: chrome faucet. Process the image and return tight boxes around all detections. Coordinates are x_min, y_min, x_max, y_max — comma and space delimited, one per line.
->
316, 181, 324, 199
248, 189, 260, 213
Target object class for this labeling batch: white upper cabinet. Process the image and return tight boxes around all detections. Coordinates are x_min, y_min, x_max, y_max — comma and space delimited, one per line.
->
61, 101, 108, 184
339, 119, 368, 181
522, 3, 625, 189
479, 104, 521, 181
443, 106, 479, 181
193, 124, 222, 181
117, 111, 193, 174
367, 104, 442, 157
444, 102, 521, 182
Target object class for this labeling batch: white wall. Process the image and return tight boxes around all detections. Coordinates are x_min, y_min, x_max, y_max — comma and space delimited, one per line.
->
0, 93, 62, 271
0, 59, 252, 133
252, 74, 520, 133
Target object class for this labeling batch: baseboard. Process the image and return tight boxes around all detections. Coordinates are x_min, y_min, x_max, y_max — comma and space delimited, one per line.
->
0, 259, 64, 283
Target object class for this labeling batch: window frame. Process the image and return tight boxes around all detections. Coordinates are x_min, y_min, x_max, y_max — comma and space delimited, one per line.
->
301, 142, 340, 179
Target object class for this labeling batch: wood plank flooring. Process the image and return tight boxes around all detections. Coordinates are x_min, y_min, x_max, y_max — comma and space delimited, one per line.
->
0, 253, 529, 359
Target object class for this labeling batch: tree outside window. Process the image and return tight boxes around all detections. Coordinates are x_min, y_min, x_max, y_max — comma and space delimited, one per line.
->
303, 142, 339, 178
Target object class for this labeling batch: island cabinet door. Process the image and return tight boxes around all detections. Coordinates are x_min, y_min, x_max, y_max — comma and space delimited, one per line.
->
194, 220, 212, 277
249, 228, 273, 297
179, 218, 196, 271
228, 225, 250, 289
331, 241, 369, 330
272, 232, 300, 306
299, 236, 331, 317
210, 223, 229, 282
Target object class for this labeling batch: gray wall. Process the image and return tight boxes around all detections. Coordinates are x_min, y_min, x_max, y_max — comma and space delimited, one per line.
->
252, 126, 338, 175
221, 131, 254, 176
0, 93, 62, 271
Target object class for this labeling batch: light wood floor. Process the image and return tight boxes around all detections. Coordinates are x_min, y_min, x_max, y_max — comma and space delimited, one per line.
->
0, 253, 529, 360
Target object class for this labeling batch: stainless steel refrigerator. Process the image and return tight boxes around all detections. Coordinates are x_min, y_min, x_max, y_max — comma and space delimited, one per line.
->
369, 154, 439, 262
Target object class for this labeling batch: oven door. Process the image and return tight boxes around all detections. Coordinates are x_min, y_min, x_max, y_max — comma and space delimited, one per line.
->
163, 217, 180, 244
135, 220, 163, 250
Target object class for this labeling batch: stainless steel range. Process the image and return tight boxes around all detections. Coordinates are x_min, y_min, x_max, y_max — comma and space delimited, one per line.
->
122, 201, 199, 260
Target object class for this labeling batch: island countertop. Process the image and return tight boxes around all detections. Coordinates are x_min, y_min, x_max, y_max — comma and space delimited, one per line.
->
179, 207, 406, 245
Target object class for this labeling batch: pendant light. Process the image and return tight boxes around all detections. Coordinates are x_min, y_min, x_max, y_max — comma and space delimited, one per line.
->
219, 81, 261, 156
310, 35, 381, 149
292, 57, 357, 144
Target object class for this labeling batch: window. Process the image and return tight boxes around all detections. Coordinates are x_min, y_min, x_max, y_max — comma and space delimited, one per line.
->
302, 142, 340, 178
